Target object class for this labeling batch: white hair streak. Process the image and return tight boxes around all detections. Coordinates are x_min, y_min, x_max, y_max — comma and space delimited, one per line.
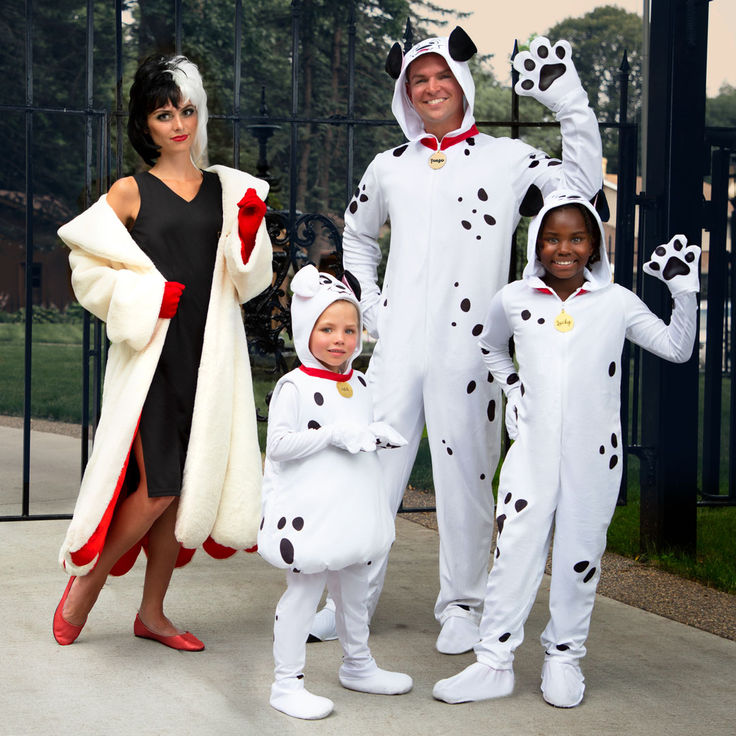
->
168, 55, 209, 166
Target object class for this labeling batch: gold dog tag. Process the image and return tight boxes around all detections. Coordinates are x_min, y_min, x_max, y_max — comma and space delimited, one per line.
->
428, 151, 447, 169
554, 309, 574, 333
336, 382, 353, 398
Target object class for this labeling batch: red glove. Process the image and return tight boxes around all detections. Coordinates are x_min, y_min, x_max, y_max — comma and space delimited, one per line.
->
159, 281, 185, 318
237, 188, 267, 264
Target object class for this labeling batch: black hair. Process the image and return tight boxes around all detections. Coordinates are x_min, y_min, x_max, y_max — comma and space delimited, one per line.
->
128, 55, 182, 165
127, 54, 208, 166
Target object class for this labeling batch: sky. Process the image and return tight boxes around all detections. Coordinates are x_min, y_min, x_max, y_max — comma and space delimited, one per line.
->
423, 0, 736, 97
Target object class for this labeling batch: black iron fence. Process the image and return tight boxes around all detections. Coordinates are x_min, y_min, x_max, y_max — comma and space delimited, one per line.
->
1, 0, 734, 526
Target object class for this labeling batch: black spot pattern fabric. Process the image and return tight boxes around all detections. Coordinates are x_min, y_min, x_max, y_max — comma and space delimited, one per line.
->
258, 367, 393, 573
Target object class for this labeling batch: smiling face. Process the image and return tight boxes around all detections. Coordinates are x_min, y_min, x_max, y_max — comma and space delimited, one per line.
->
406, 53, 465, 140
536, 205, 596, 300
308, 300, 360, 373
146, 99, 198, 157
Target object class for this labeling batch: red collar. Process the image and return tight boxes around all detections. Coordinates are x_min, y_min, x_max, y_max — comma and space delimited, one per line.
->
299, 365, 353, 382
419, 124, 479, 152
534, 287, 589, 297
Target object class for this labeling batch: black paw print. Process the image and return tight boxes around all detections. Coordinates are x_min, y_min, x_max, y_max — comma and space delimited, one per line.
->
644, 235, 700, 283
277, 515, 305, 565
457, 187, 497, 241
516, 38, 571, 93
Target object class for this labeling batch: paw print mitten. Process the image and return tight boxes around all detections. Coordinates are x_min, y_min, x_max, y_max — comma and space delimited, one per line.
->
513, 37, 585, 112
643, 235, 701, 296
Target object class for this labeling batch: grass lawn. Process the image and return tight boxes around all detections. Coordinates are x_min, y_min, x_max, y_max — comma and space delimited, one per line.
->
0, 324, 90, 422
2, 323, 735, 593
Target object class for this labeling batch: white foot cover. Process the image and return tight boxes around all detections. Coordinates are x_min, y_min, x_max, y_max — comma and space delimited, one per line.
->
339, 663, 413, 695
541, 658, 585, 708
308, 605, 338, 642
270, 680, 334, 719
436, 616, 480, 655
433, 661, 514, 704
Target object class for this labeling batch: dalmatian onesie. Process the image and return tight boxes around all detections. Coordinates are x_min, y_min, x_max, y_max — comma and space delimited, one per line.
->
258, 265, 412, 719
337, 29, 603, 652
433, 190, 699, 707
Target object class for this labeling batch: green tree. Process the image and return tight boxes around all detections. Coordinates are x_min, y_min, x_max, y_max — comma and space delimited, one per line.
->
544, 4, 643, 173
0, 0, 118, 250
706, 84, 736, 127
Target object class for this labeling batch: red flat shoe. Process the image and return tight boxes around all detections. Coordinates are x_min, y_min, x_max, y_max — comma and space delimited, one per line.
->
53, 576, 87, 646
134, 613, 204, 652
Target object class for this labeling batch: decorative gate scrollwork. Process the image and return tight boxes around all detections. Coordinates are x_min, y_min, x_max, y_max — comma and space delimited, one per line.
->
243, 209, 344, 388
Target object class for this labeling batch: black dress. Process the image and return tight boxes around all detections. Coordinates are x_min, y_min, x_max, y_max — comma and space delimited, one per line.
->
129, 170, 222, 497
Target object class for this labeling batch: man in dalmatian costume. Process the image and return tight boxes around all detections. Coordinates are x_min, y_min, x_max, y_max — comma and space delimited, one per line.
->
433, 190, 699, 706
310, 28, 604, 653
258, 265, 412, 719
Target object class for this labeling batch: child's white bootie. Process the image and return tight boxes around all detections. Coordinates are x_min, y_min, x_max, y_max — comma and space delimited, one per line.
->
270, 678, 334, 720
432, 661, 514, 704
338, 661, 413, 695
435, 615, 480, 654
541, 657, 585, 708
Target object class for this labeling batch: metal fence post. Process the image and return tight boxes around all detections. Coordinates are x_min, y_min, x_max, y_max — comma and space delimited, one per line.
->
638, 0, 710, 553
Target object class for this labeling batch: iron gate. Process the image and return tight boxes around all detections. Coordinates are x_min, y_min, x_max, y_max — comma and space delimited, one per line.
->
1, 0, 734, 528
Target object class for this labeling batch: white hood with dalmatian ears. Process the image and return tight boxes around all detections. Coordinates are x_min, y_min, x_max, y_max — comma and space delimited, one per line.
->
290, 265, 363, 371
523, 189, 612, 291
390, 28, 477, 142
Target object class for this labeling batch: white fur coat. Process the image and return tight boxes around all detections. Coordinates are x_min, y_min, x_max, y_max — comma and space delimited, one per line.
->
57, 165, 272, 575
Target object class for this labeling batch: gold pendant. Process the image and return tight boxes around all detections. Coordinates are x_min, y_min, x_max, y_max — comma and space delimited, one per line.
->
336, 381, 353, 398
554, 308, 574, 333
428, 150, 447, 169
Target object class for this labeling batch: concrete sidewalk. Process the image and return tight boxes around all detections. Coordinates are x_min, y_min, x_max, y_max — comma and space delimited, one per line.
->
1, 426, 735, 735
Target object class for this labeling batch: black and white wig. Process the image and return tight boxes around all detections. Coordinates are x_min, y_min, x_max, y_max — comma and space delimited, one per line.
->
127, 54, 209, 166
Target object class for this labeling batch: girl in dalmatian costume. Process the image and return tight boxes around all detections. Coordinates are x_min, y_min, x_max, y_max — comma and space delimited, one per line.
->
258, 265, 412, 720
323, 27, 604, 654
433, 190, 699, 707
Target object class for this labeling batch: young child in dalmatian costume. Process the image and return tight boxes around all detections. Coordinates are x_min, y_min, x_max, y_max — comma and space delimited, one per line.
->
258, 265, 412, 720
311, 27, 604, 654
433, 189, 700, 708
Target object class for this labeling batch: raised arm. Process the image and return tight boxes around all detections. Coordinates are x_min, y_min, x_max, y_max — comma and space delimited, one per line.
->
514, 37, 603, 199
625, 235, 700, 362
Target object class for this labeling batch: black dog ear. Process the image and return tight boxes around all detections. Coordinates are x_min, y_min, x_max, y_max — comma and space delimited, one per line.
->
519, 184, 544, 217
342, 270, 362, 301
385, 43, 404, 80
590, 189, 610, 223
448, 26, 477, 62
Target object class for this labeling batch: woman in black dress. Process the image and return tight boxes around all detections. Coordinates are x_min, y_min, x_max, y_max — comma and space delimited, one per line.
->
53, 55, 271, 650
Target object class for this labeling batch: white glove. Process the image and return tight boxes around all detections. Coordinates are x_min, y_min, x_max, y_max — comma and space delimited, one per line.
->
643, 235, 701, 296
362, 301, 380, 340
330, 422, 377, 454
369, 421, 407, 449
513, 37, 584, 111
504, 386, 522, 441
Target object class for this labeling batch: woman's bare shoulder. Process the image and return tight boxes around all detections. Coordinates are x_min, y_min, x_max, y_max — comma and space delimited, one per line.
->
106, 175, 141, 227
